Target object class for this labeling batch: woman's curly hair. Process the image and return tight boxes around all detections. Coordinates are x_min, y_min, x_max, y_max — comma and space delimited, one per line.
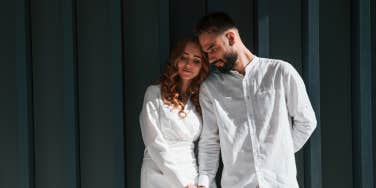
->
159, 37, 209, 118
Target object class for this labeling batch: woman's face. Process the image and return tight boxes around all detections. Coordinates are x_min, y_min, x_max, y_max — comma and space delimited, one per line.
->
176, 42, 203, 81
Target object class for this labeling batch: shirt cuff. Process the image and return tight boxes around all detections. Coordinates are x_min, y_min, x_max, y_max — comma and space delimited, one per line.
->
198, 174, 210, 188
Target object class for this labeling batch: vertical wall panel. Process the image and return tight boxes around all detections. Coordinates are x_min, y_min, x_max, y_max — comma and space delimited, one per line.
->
30, 0, 79, 187
159, 0, 170, 73
0, 37, 18, 187
123, 0, 161, 187
1, 0, 33, 188
256, 0, 270, 57
77, 0, 125, 187
109, 0, 126, 186
170, 0, 206, 45
0, 81, 20, 188
62, 0, 80, 186
302, 0, 322, 188
270, 0, 302, 71
352, 0, 374, 187
320, 0, 353, 187
373, 0, 376, 183
2, 0, 33, 187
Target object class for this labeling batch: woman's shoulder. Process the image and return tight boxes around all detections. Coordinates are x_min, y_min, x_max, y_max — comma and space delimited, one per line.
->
144, 84, 161, 100
146, 84, 160, 92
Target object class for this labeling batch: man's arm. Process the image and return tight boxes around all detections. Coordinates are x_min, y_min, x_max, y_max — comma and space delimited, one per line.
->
282, 62, 317, 152
197, 83, 220, 188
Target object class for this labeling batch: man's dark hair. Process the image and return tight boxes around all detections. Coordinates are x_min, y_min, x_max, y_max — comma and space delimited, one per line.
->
194, 12, 237, 36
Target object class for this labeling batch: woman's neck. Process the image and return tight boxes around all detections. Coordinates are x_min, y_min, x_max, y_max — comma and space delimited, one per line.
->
180, 80, 191, 93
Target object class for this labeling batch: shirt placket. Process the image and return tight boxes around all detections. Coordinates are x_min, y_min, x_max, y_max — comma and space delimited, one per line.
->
242, 75, 263, 187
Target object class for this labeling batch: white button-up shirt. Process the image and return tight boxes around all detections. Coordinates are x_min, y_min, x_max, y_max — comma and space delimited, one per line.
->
140, 85, 202, 187
197, 56, 317, 188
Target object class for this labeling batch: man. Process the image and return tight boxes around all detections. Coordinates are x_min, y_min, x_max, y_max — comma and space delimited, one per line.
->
195, 12, 317, 188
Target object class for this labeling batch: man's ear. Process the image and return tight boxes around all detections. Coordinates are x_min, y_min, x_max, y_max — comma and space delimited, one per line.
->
225, 31, 235, 46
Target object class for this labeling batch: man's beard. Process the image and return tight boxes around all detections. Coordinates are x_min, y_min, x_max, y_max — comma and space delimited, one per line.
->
213, 52, 238, 73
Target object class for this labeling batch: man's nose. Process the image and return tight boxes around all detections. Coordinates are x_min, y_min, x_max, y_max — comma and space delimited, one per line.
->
208, 54, 216, 63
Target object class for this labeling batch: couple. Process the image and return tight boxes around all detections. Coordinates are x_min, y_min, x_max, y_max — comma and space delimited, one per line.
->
139, 12, 317, 188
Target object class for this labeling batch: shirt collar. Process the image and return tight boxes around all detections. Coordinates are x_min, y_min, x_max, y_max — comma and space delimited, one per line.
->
229, 55, 259, 77
245, 55, 259, 74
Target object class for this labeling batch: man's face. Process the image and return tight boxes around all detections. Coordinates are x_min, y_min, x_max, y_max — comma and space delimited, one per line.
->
198, 32, 238, 73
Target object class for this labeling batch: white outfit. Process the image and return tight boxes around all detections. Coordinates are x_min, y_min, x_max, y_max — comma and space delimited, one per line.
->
198, 56, 317, 188
140, 85, 202, 188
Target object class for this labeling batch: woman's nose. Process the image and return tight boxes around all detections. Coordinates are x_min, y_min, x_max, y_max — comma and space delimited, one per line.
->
184, 60, 193, 67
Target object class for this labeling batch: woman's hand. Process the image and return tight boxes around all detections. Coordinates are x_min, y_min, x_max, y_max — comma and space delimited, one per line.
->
184, 183, 197, 188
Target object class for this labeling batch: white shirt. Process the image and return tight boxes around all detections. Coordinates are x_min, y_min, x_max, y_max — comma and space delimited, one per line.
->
140, 85, 202, 187
197, 56, 317, 188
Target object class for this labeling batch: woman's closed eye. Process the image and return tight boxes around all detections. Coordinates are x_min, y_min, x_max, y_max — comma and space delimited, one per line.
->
193, 58, 202, 64
180, 56, 188, 61
180, 56, 202, 64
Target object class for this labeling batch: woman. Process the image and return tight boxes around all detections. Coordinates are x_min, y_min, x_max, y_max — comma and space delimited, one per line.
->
140, 37, 209, 188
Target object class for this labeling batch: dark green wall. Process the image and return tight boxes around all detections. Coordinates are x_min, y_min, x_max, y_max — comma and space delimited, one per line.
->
3, 0, 375, 188
77, 0, 125, 187
373, 0, 376, 184
2, 0, 20, 186
31, 0, 78, 187
320, 0, 353, 187
123, 0, 162, 187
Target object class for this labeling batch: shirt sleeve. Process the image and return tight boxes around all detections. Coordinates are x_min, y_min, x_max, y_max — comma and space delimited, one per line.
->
282, 62, 317, 152
139, 85, 191, 187
197, 83, 220, 188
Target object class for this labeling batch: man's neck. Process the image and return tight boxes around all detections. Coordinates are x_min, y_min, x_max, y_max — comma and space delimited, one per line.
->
233, 48, 254, 75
